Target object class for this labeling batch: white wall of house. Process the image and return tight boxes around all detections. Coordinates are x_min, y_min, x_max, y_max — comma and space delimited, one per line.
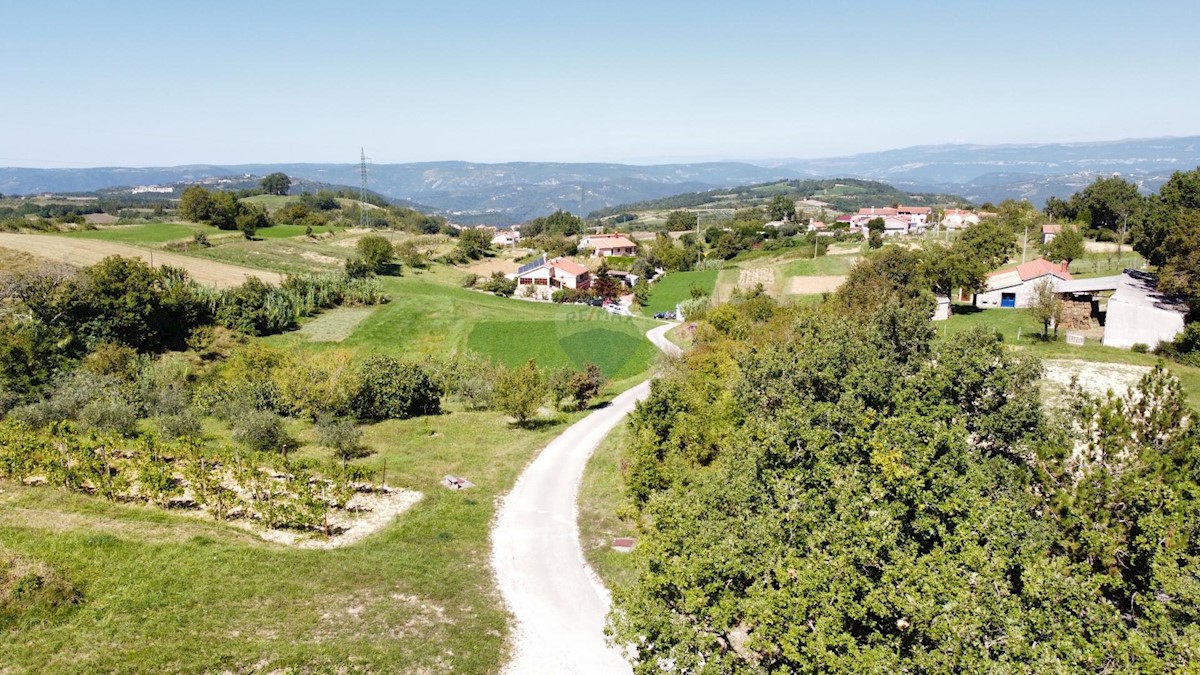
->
973, 275, 1058, 308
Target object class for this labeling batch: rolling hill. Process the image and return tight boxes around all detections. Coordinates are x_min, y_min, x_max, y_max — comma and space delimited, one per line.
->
3, 136, 1198, 222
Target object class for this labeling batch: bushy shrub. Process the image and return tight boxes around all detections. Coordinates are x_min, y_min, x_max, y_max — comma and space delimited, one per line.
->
480, 271, 517, 297
351, 355, 441, 420
231, 410, 288, 452
356, 235, 395, 274
315, 416, 369, 465
462, 273, 479, 288
78, 399, 139, 437
156, 411, 203, 441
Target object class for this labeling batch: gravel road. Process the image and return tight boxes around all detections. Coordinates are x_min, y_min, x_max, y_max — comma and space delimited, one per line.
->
492, 324, 679, 674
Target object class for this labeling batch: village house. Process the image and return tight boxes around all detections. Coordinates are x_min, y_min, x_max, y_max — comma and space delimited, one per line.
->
972, 257, 1072, 308
942, 208, 981, 230
1041, 224, 1062, 245
848, 205, 930, 234
579, 232, 638, 257
512, 256, 591, 297
491, 230, 521, 247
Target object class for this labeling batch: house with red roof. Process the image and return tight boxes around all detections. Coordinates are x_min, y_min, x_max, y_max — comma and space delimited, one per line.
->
849, 205, 931, 234
580, 232, 638, 257
512, 256, 592, 298
972, 257, 1072, 308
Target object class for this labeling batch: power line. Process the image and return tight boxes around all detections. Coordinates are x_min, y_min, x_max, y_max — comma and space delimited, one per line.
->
359, 147, 370, 229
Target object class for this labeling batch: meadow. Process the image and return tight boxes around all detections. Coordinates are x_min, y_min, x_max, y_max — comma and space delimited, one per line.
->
58, 221, 204, 244
642, 269, 718, 315
0, 230, 664, 672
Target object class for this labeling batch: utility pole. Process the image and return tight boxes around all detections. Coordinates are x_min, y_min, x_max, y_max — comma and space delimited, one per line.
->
1022, 224, 1029, 263
359, 148, 369, 229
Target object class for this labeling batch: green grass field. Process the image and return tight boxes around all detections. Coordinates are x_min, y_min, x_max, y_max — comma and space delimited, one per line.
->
254, 224, 342, 239
57, 222, 204, 244
781, 253, 855, 277
643, 270, 718, 315
0, 402, 588, 672
240, 194, 299, 211
578, 423, 639, 590
1, 234, 666, 672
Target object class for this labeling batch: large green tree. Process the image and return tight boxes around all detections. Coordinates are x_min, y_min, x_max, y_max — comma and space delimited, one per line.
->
1042, 223, 1085, 263
609, 295, 1200, 672
259, 172, 291, 196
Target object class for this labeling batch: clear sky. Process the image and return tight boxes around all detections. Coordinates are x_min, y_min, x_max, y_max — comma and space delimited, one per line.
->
2, 0, 1197, 167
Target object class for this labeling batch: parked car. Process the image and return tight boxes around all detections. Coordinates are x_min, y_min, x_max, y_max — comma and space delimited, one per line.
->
654, 311, 676, 320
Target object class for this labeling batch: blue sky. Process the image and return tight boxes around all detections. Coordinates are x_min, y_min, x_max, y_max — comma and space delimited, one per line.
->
2, 0, 1197, 167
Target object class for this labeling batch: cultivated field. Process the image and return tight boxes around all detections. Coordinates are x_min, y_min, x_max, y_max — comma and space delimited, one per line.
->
0, 233, 283, 287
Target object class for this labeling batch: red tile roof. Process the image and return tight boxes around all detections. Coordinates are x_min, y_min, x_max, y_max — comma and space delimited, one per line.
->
1042, 224, 1062, 234
549, 258, 589, 276
593, 236, 637, 250
990, 257, 1073, 283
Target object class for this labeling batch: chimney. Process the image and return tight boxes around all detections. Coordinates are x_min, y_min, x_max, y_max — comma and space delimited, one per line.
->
1060, 260, 1069, 273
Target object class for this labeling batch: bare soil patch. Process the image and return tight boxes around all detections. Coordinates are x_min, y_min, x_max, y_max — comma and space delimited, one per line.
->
465, 258, 521, 276
1042, 359, 1151, 399
787, 275, 846, 294
300, 250, 341, 266
242, 489, 424, 549
0, 233, 282, 287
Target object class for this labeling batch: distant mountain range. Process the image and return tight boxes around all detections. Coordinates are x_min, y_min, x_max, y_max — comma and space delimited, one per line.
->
3, 136, 1197, 224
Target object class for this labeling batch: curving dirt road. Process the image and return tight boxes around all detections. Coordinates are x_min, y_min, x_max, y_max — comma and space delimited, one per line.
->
492, 324, 680, 674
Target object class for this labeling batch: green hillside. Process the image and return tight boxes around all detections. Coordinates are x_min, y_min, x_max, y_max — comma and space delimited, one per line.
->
590, 177, 970, 221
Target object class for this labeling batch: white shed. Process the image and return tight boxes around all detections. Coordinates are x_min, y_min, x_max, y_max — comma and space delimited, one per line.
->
1101, 270, 1188, 349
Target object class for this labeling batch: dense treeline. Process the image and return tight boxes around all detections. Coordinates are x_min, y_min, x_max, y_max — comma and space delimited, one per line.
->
611, 272, 1200, 671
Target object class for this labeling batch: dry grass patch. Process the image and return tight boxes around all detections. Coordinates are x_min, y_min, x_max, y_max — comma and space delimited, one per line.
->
294, 306, 377, 342
0, 233, 282, 287
787, 275, 845, 295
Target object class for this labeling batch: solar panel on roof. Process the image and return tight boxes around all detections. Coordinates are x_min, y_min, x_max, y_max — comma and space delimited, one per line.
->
517, 256, 546, 275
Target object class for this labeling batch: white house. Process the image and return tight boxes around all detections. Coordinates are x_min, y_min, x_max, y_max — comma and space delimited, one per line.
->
850, 205, 930, 233
942, 208, 981, 230
492, 230, 521, 247
1101, 269, 1188, 349
1041, 224, 1062, 245
513, 256, 591, 297
973, 258, 1073, 308
580, 233, 638, 257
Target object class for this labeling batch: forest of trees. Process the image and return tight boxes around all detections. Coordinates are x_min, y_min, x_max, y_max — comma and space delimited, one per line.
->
610, 266, 1200, 672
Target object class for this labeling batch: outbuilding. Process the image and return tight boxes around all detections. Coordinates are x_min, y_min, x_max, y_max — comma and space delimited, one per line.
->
1101, 269, 1188, 349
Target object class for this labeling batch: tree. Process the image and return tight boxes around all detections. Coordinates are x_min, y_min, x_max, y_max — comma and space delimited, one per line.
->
351, 355, 440, 420
522, 210, 583, 237
664, 210, 698, 232
493, 359, 544, 425
1028, 277, 1062, 338
766, 194, 797, 222
237, 207, 270, 240
1077, 175, 1143, 233
232, 410, 288, 452
957, 218, 1016, 269
1042, 223, 1084, 264
178, 186, 214, 222
456, 228, 491, 260
356, 234, 395, 274
259, 172, 291, 196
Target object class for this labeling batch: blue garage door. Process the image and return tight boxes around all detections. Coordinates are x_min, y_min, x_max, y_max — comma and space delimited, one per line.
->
1001, 292, 1016, 308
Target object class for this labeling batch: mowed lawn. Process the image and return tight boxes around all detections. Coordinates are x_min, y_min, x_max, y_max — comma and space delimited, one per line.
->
643, 270, 718, 315
333, 268, 660, 381
57, 222, 205, 244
